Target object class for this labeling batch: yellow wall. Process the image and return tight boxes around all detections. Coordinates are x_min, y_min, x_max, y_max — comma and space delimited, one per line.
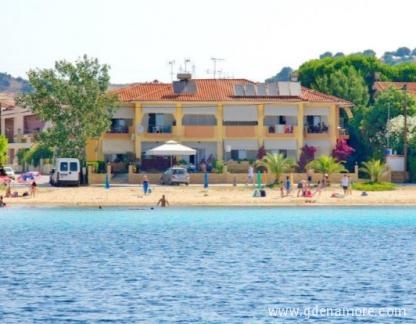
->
88, 100, 341, 162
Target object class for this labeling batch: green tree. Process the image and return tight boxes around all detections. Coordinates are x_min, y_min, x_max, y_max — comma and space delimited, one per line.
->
312, 66, 369, 105
265, 66, 293, 82
0, 135, 8, 166
359, 159, 389, 183
18, 55, 116, 160
256, 153, 296, 184
361, 87, 416, 159
21, 144, 53, 167
306, 155, 347, 179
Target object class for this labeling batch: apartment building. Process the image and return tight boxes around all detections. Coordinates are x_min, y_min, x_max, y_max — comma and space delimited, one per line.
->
85, 74, 353, 168
0, 94, 47, 166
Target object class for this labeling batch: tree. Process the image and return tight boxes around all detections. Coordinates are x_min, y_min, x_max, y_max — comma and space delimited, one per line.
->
361, 87, 416, 159
256, 153, 296, 184
359, 159, 389, 183
18, 55, 117, 160
297, 144, 316, 172
306, 155, 347, 179
0, 135, 8, 166
312, 66, 369, 106
332, 139, 355, 162
362, 49, 376, 57
319, 51, 333, 59
265, 66, 293, 83
256, 145, 266, 160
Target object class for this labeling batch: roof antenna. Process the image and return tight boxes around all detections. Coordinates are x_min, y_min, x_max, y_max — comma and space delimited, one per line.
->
211, 57, 225, 79
168, 60, 175, 81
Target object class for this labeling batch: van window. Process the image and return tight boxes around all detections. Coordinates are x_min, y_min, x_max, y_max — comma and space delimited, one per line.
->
70, 162, 78, 171
60, 162, 69, 171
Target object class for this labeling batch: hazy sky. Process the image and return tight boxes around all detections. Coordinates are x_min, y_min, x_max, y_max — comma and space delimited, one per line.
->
1, 0, 415, 83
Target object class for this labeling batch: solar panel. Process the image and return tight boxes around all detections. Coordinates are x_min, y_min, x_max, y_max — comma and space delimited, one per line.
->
245, 84, 256, 96
267, 82, 278, 96
234, 84, 245, 96
289, 82, 301, 96
278, 82, 290, 96
172, 80, 196, 94
256, 84, 266, 96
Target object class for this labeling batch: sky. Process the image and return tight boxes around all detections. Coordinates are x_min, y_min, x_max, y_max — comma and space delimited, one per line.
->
1, 0, 416, 84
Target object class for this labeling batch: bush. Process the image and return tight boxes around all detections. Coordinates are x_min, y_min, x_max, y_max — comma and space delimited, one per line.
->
352, 181, 396, 191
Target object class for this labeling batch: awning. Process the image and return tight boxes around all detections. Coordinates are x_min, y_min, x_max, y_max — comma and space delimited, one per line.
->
264, 139, 297, 150
264, 105, 298, 116
304, 107, 329, 116
224, 139, 258, 150
223, 105, 257, 121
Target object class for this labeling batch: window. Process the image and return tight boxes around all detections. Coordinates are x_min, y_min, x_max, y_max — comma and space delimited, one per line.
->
60, 162, 68, 172
110, 119, 132, 133
70, 162, 78, 172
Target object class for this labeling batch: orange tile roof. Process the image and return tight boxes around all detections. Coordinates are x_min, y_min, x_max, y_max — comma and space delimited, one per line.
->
113, 79, 353, 106
374, 82, 416, 96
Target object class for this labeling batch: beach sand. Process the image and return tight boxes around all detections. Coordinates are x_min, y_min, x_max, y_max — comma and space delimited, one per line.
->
2, 183, 416, 207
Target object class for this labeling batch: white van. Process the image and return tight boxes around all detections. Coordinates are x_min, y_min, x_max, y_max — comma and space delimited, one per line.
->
49, 158, 80, 186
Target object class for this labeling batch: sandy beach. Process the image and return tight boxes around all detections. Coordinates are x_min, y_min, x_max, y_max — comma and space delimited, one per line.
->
2, 183, 416, 208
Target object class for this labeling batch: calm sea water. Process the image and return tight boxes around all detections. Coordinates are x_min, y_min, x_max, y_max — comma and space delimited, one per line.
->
0, 206, 415, 323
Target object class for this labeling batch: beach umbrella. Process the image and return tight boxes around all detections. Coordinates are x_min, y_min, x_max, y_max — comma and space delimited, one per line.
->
146, 140, 196, 166
204, 171, 209, 189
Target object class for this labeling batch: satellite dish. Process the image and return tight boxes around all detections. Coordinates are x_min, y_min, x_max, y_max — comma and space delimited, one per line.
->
137, 124, 145, 133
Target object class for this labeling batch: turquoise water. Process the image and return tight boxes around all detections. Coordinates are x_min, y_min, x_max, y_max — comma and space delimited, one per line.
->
0, 206, 415, 323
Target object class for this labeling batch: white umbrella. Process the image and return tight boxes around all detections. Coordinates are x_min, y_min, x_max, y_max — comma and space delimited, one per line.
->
146, 140, 196, 166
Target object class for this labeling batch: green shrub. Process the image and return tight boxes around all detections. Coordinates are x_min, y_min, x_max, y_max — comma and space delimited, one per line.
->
352, 181, 396, 191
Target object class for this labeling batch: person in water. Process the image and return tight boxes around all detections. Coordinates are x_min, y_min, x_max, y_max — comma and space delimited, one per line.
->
157, 195, 169, 207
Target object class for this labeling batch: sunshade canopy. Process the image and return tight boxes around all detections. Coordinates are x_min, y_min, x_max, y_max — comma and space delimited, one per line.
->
146, 140, 196, 156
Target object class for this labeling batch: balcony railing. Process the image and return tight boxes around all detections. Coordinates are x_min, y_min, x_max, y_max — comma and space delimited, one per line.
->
266, 125, 298, 137
184, 125, 215, 137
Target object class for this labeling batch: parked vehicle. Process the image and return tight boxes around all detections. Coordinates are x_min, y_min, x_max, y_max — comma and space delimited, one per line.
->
160, 166, 190, 185
3, 167, 15, 180
0, 167, 11, 184
50, 158, 80, 186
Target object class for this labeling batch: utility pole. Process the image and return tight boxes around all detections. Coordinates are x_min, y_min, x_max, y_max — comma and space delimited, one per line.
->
403, 84, 408, 181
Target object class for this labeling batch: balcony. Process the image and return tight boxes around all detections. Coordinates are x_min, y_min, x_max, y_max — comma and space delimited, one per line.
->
265, 125, 297, 138
104, 126, 133, 140
304, 124, 330, 139
143, 125, 174, 139
184, 125, 215, 138
225, 125, 256, 137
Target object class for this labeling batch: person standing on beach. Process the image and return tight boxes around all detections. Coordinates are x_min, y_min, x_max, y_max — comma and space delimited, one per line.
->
247, 164, 254, 185
142, 174, 149, 195
31, 181, 37, 197
157, 195, 169, 207
341, 174, 349, 195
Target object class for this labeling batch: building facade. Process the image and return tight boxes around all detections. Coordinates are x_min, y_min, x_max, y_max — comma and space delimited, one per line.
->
0, 94, 48, 167
86, 76, 353, 169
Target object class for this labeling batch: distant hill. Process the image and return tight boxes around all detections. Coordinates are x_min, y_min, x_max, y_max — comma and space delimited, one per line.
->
0, 72, 133, 94
0, 72, 32, 93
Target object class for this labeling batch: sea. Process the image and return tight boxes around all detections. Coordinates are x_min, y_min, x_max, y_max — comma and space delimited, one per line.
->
0, 206, 415, 323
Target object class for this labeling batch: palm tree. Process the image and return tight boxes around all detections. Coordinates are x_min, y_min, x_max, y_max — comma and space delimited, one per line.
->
256, 153, 296, 184
306, 155, 347, 179
359, 159, 389, 183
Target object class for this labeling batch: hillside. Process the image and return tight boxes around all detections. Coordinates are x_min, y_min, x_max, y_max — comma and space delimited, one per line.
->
0, 72, 32, 93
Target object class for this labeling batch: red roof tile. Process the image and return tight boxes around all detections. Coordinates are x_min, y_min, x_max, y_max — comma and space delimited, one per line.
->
113, 79, 353, 106
374, 82, 416, 96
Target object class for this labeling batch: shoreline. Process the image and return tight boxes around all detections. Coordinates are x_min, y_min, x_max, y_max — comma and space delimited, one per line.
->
2, 184, 416, 208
